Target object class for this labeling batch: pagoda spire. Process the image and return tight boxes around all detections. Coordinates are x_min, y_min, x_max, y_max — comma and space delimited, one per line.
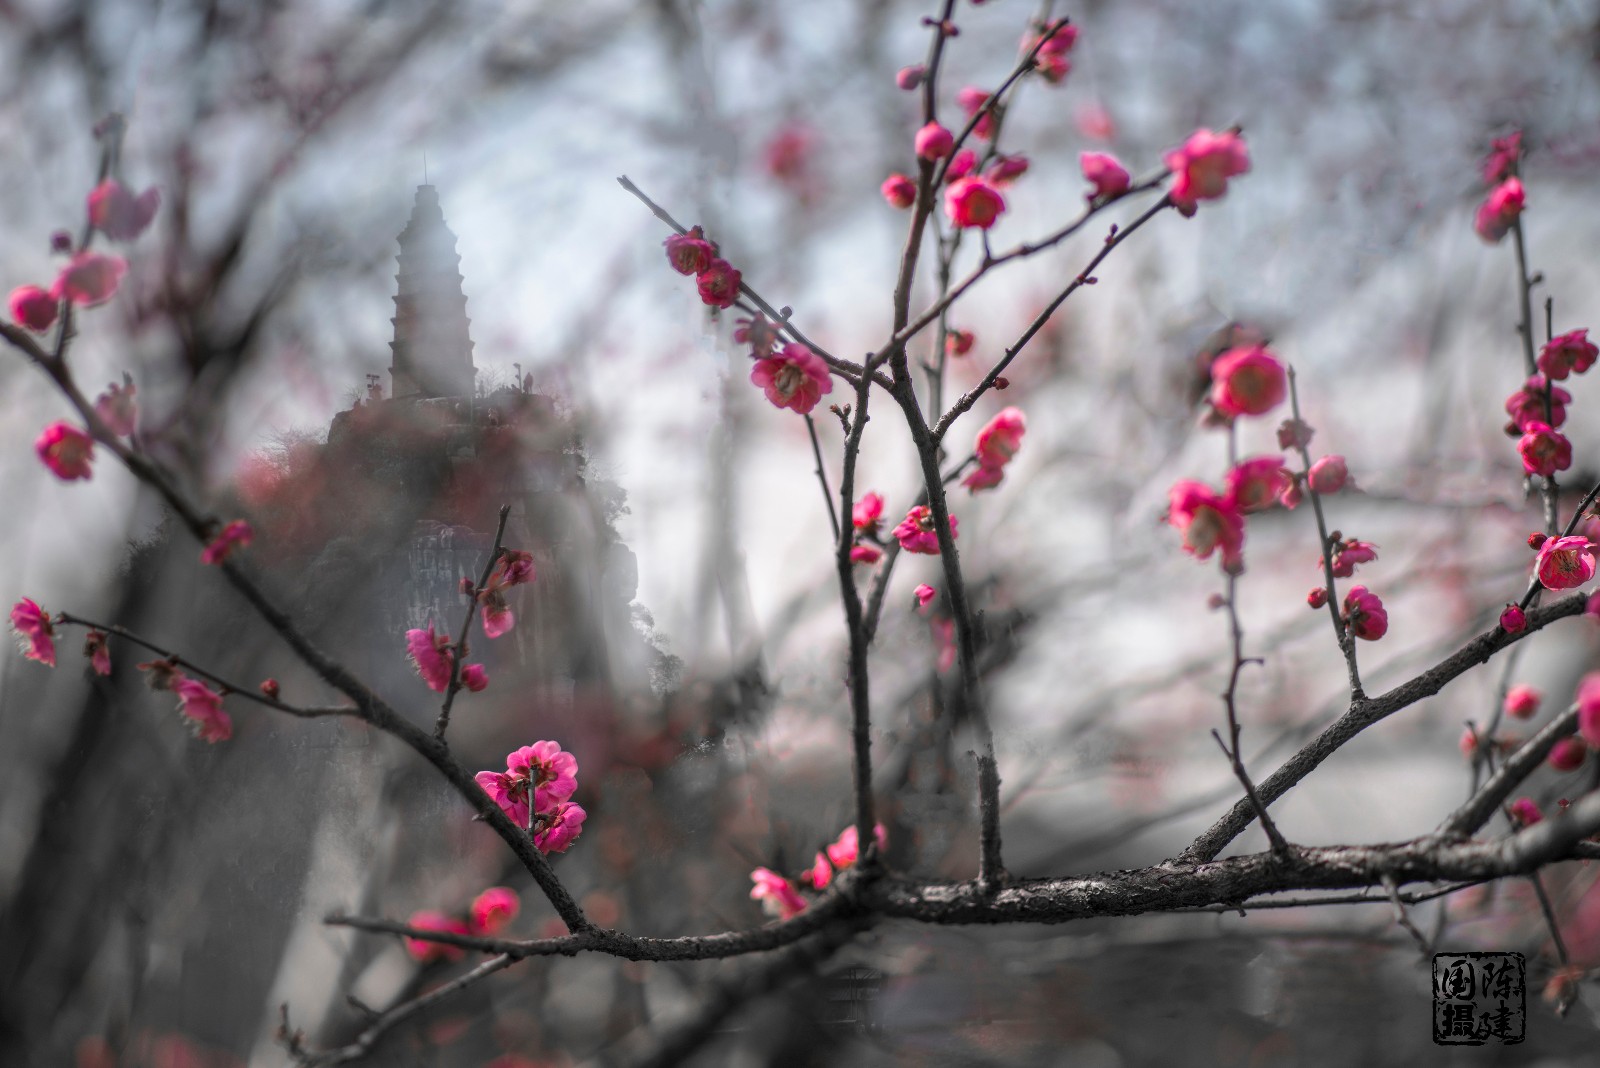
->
388, 184, 476, 400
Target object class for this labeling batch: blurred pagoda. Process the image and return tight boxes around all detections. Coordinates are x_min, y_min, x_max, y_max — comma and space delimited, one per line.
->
253, 183, 669, 705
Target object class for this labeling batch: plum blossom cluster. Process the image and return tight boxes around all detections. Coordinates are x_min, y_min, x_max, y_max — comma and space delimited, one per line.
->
880, 75, 1034, 229
750, 823, 887, 921
475, 741, 586, 853
475, 549, 536, 640
1474, 132, 1524, 244
1167, 342, 1387, 638
962, 407, 1026, 492
1477, 133, 1600, 593
405, 622, 488, 694
663, 225, 740, 310
8, 178, 155, 333
9, 598, 236, 740
404, 886, 522, 964
1163, 128, 1250, 216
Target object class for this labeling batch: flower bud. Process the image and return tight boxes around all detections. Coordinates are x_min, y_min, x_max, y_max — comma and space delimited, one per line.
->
1499, 604, 1527, 635
260, 678, 280, 699
1307, 587, 1328, 609
1528, 532, 1548, 551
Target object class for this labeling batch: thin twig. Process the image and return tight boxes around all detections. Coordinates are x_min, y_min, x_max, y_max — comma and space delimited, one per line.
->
1287, 366, 1364, 699
805, 414, 840, 543
434, 503, 512, 739
292, 954, 518, 1066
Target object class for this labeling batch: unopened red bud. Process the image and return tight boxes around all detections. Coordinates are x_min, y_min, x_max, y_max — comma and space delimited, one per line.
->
1503, 420, 1522, 437
1499, 604, 1527, 634
1206, 593, 1226, 610
1548, 736, 1587, 772
895, 65, 924, 91
994, 377, 1009, 390
260, 678, 280, 699
459, 576, 475, 596
1527, 532, 1548, 550
1307, 587, 1328, 609
51, 230, 72, 253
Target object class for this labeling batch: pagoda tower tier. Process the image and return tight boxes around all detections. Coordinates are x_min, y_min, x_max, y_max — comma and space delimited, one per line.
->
388, 184, 476, 400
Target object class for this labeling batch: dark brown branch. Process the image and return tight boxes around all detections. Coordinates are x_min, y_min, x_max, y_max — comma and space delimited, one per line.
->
2, 327, 592, 934
1442, 701, 1579, 838
1181, 590, 1588, 864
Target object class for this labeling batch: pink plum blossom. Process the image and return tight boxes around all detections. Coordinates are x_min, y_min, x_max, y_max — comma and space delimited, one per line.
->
1209, 346, 1286, 417
51, 252, 127, 306
750, 867, 807, 920
852, 492, 884, 534
1474, 178, 1525, 243
1307, 455, 1349, 495
173, 677, 232, 743
915, 584, 936, 610
475, 741, 579, 829
750, 342, 833, 414
1580, 674, 1600, 748
94, 379, 137, 436
733, 314, 779, 359
1224, 456, 1289, 514
1549, 737, 1587, 773
405, 622, 454, 692
1499, 604, 1527, 635
961, 464, 1005, 492
946, 149, 978, 181
481, 598, 514, 638
200, 520, 253, 566
663, 227, 715, 275
894, 505, 956, 555
1276, 418, 1314, 451
1166, 481, 1245, 572
804, 823, 888, 890
986, 155, 1029, 186
1509, 797, 1542, 827
9, 285, 57, 332
1538, 329, 1598, 380
696, 258, 741, 309
1504, 684, 1541, 720
1483, 131, 1522, 184
881, 174, 916, 209
87, 179, 160, 242
1028, 22, 1077, 83
1505, 375, 1569, 431
1535, 535, 1596, 590
914, 122, 954, 161
1324, 539, 1378, 579
1163, 128, 1250, 213
35, 422, 95, 481
10, 598, 56, 667
944, 176, 1006, 229
973, 407, 1026, 469
492, 549, 536, 589
1080, 152, 1130, 199
956, 86, 997, 139
1518, 422, 1571, 477
1076, 102, 1115, 141
763, 124, 815, 187
470, 887, 520, 935
404, 911, 469, 963
849, 544, 883, 564
461, 663, 488, 692
84, 630, 110, 676
1342, 585, 1388, 641
533, 801, 586, 854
